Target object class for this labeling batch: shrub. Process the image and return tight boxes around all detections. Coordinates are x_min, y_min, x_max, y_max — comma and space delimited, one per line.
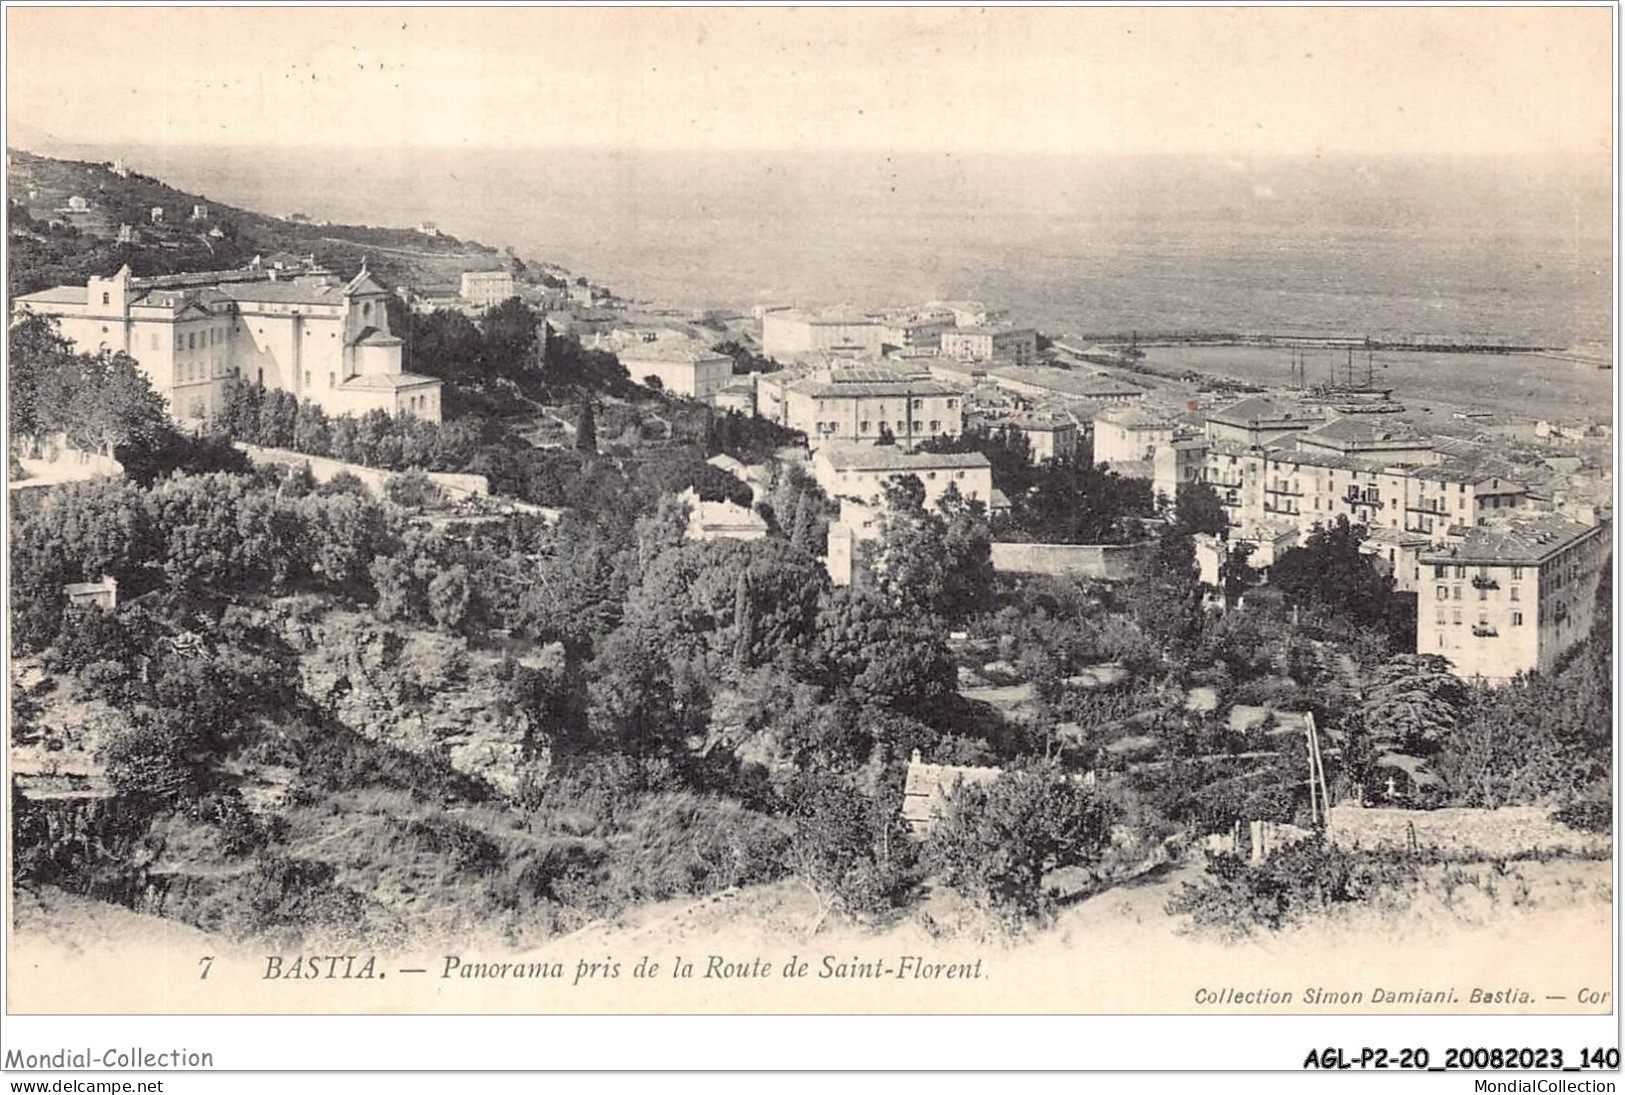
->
924, 764, 1115, 926
1166, 838, 1419, 938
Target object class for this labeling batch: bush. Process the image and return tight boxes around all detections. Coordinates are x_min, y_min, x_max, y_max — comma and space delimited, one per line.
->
925, 764, 1115, 926
1166, 838, 1419, 938
385, 469, 444, 510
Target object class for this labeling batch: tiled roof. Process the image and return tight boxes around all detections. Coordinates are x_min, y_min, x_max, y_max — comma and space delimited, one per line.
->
1099, 405, 1174, 429
820, 445, 990, 472
218, 279, 348, 305
788, 378, 958, 398
1303, 417, 1422, 444
1262, 446, 1378, 473
15, 286, 88, 305
341, 372, 440, 391
1418, 513, 1603, 566
1208, 396, 1325, 427
987, 365, 1144, 398
617, 343, 732, 365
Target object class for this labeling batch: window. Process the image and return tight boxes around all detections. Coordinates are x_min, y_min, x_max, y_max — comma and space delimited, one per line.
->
1452, 608, 1462, 625
329, 372, 336, 389
101, 292, 110, 306
304, 371, 311, 388
1478, 589, 1487, 602
1435, 565, 1447, 579
929, 420, 940, 432
1455, 566, 1466, 579
1512, 612, 1524, 627
1436, 610, 1447, 625
150, 334, 159, 350
1510, 587, 1520, 602
860, 421, 871, 433
1511, 567, 1523, 580
188, 333, 196, 350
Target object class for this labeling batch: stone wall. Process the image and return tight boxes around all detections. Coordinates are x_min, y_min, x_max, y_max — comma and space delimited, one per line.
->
236, 443, 489, 500
990, 539, 1155, 580
1326, 804, 1608, 859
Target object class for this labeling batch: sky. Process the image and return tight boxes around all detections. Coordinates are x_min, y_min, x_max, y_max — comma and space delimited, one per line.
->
6, 7, 1614, 159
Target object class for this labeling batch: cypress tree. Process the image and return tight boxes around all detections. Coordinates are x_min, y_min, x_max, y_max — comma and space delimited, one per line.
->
732, 569, 755, 668
576, 399, 598, 452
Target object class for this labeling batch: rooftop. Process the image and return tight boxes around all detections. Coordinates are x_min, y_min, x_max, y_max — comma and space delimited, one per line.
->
341, 372, 440, 391
787, 378, 959, 398
1302, 416, 1424, 446
1207, 396, 1327, 428
1419, 513, 1604, 566
15, 286, 88, 306
987, 365, 1145, 399
820, 445, 991, 473
1100, 404, 1175, 429
617, 343, 732, 365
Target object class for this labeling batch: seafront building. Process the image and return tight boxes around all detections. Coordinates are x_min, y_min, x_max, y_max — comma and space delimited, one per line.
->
939, 326, 1039, 366
14, 261, 442, 423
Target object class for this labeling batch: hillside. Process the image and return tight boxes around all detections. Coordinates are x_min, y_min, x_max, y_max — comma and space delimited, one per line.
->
7, 148, 526, 294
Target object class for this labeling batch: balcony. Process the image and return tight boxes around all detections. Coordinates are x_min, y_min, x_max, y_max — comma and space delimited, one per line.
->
1471, 624, 1499, 638
1470, 575, 1500, 591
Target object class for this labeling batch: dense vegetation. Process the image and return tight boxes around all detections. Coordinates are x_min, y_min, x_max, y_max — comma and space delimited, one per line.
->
7, 151, 1612, 946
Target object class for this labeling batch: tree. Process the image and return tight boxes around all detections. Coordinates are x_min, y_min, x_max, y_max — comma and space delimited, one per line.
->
1271, 517, 1402, 637
813, 586, 955, 713
1218, 540, 1259, 608
866, 478, 994, 623
1362, 654, 1468, 754
1173, 480, 1229, 538
919, 424, 1035, 499
1131, 529, 1204, 655
924, 765, 1116, 924
478, 298, 541, 377
783, 775, 917, 932
576, 399, 598, 452
427, 564, 473, 632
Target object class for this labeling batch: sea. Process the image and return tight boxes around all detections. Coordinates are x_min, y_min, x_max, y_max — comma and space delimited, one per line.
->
29, 144, 1617, 361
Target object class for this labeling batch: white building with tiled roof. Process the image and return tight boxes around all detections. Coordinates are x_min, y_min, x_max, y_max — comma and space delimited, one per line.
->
773, 374, 964, 450
617, 342, 735, 402
812, 444, 993, 510
1094, 404, 1177, 466
1417, 514, 1610, 682
13, 261, 441, 423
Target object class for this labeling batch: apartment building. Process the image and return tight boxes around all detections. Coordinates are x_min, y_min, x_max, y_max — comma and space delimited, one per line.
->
776, 376, 963, 450
939, 326, 1039, 366
1095, 405, 1177, 466
459, 270, 517, 309
1416, 514, 1610, 682
1204, 396, 1328, 447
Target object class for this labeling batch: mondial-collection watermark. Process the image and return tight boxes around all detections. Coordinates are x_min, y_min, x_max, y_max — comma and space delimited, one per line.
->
3, 1048, 215, 1070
